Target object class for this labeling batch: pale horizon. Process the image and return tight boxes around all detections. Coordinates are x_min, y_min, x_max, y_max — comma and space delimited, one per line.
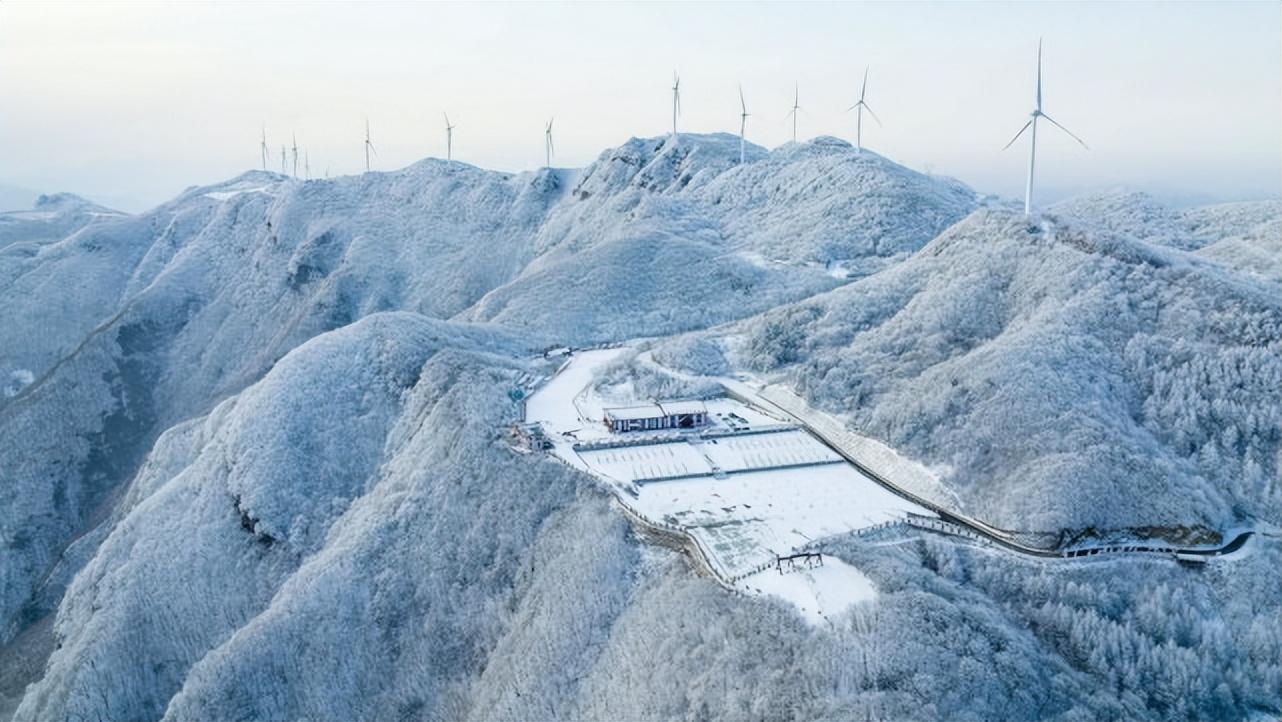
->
1, 1, 1279, 212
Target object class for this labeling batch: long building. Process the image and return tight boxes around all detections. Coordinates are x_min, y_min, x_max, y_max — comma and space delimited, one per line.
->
603, 400, 708, 433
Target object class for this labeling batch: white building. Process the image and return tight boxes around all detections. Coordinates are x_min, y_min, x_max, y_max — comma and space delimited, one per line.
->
603, 400, 709, 433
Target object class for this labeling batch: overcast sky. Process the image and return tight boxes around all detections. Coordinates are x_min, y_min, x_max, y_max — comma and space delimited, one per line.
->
1, 1, 1278, 212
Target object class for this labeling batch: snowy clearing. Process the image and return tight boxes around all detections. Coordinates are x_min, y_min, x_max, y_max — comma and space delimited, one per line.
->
633, 461, 927, 577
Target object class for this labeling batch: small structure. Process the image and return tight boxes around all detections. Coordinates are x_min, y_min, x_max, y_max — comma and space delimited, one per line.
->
775, 552, 823, 574
512, 422, 553, 451
603, 400, 708, 433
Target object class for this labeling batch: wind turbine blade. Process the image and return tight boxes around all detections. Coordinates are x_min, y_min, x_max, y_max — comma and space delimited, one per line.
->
864, 104, 883, 127
861, 66, 869, 102
1002, 119, 1033, 150
368, 141, 378, 157
1039, 113, 1089, 149
1036, 38, 1043, 110
846, 103, 859, 112
740, 84, 746, 113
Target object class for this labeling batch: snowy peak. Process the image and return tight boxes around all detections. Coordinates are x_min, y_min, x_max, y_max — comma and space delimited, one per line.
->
1051, 190, 1195, 248
570, 133, 761, 200
695, 137, 978, 264
1051, 189, 1282, 253
29, 192, 120, 215
0, 191, 126, 251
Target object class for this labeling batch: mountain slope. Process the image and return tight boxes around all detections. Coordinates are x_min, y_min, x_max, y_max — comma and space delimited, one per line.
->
0, 135, 976, 669
12, 312, 1277, 722
0, 193, 123, 249
463, 134, 976, 342
714, 209, 1281, 535
1052, 190, 1281, 253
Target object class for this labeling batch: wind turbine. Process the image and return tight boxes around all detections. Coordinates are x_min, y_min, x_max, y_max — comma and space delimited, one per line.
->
444, 113, 455, 163
787, 83, 801, 143
260, 125, 269, 171
738, 84, 750, 164
280, 145, 287, 174
304, 149, 310, 180
291, 133, 298, 177
544, 118, 554, 167
671, 72, 681, 137
364, 118, 376, 172
1003, 39, 1088, 215
846, 66, 882, 154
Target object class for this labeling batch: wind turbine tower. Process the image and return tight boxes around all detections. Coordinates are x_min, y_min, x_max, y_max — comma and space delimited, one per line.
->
304, 149, 310, 180
545, 118, 554, 167
444, 113, 455, 163
291, 133, 299, 177
364, 118, 376, 172
738, 85, 750, 164
280, 145, 287, 174
671, 73, 681, 137
846, 66, 882, 154
1003, 39, 1088, 215
260, 125, 269, 171
787, 84, 801, 143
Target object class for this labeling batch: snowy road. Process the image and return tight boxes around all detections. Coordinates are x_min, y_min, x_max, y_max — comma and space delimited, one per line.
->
523, 347, 630, 434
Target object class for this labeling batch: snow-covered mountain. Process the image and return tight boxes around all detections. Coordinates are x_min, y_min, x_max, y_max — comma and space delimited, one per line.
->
1, 137, 1279, 721
1053, 189, 1281, 256
702, 209, 1280, 538
0, 133, 974, 681
465, 133, 976, 341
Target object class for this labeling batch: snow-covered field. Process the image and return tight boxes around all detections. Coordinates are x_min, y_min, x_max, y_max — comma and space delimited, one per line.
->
523, 348, 931, 620
634, 461, 927, 576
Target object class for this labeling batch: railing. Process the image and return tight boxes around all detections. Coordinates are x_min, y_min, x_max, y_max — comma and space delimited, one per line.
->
632, 458, 845, 486
610, 498, 748, 594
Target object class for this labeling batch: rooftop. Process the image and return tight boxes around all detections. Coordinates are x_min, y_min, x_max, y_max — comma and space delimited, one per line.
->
603, 404, 665, 421
657, 400, 707, 416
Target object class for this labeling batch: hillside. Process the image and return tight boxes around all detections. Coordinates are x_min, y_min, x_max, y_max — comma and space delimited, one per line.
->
0, 134, 975, 663
11, 312, 1278, 722
464, 134, 976, 341
702, 208, 1281, 536
1053, 190, 1281, 258
0, 193, 122, 249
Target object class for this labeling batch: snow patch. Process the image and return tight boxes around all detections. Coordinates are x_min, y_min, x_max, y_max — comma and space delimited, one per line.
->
3, 369, 34, 397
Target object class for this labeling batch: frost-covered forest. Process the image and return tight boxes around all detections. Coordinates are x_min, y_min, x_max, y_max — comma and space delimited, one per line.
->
1, 135, 1278, 720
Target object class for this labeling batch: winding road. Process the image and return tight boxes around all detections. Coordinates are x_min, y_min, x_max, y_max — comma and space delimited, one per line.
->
631, 349, 1260, 564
